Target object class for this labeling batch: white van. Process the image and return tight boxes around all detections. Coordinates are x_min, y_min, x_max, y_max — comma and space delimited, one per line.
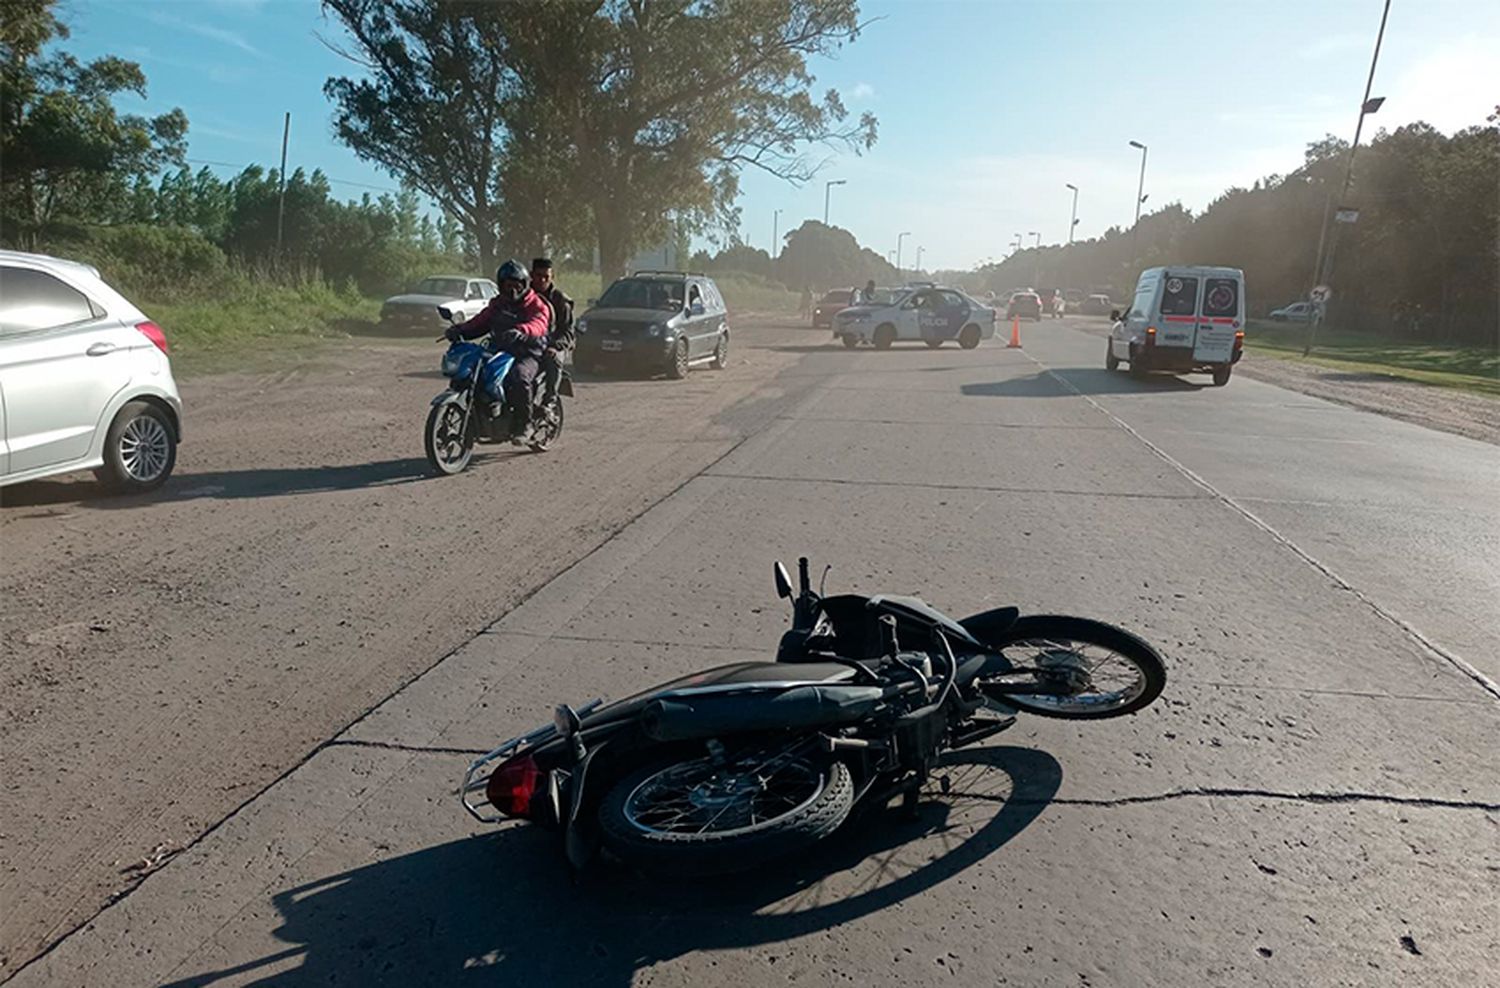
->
1107, 266, 1246, 386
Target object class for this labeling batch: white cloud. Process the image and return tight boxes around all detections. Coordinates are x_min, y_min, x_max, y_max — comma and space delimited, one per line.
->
851, 82, 875, 101
1378, 36, 1498, 134
146, 11, 265, 58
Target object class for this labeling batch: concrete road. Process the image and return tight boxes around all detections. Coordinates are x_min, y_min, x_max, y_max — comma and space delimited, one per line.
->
6, 318, 1498, 987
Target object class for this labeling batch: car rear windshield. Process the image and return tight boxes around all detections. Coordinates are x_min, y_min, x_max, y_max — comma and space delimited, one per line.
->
1203, 277, 1239, 317
414, 278, 467, 297
822, 290, 852, 303
599, 278, 685, 310
1160, 276, 1199, 316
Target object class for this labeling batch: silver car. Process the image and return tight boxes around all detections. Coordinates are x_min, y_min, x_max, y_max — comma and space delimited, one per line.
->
0, 250, 183, 493
380, 275, 498, 332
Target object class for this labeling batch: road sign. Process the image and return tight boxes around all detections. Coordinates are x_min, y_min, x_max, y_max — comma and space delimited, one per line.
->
1334, 208, 1360, 224
1310, 285, 1333, 303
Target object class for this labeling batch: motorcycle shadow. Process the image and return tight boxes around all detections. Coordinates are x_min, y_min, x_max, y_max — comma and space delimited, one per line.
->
163, 745, 1060, 988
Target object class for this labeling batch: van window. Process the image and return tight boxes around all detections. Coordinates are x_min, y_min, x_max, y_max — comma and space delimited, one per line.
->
1203, 277, 1238, 317
1129, 280, 1155, 319
1160, 276, 1199, 316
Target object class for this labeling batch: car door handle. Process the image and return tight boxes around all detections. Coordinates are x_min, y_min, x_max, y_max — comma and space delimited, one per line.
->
85, 342, 118, 357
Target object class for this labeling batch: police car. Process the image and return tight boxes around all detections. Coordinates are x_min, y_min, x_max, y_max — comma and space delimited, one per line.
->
833, 286, 998, 350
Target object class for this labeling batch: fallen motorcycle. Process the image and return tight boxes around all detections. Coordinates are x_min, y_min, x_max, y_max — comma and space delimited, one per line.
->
423, 306, 569, 475
461, 557, 1166, 874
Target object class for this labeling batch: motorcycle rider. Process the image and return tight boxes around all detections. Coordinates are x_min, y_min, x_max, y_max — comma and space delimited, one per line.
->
446, 258, 551, 442
530, 257, 574, 399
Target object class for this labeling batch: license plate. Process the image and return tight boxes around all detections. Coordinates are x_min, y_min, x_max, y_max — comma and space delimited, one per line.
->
601, 340, 622, 352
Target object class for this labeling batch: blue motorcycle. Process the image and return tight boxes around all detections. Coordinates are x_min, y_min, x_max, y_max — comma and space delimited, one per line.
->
423, 307, 567, 475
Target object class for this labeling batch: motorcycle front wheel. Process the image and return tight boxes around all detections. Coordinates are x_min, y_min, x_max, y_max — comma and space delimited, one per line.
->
424, 399, 474, 475
980, 615, 1166, 719
598, 741, 854, 875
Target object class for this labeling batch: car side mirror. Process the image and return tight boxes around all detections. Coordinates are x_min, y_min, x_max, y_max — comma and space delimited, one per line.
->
773, 561, 793, 600
1110, 309, 1121, 322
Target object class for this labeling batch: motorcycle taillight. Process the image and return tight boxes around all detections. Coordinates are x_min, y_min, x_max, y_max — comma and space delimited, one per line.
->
486, 753, 540, 819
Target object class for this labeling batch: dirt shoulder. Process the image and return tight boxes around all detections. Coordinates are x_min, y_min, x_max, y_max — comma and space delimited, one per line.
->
0, 319, 819, 975
1065, 318, 1500, 446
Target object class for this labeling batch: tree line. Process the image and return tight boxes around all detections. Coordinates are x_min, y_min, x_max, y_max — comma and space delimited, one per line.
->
967, 125, 1497, 344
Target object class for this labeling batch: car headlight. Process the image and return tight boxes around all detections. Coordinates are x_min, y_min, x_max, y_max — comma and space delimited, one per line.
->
576, 317, 588, 334
647, 323, 663, 337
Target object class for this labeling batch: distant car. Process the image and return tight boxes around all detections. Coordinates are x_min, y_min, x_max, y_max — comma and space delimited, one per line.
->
1269, 301, 1314, 323
380, 275, 497, 332
0, 250, 183, 493
575, 271, 730, 379
812, 289, 854, 328
1063, 289, 1085, 306
1080, 293, 1114, 316
833, 286, 996, 350
1007, 291, 1043, 321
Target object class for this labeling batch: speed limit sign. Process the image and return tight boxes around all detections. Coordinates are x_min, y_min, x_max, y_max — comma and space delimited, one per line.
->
1311, 285, 1333, 304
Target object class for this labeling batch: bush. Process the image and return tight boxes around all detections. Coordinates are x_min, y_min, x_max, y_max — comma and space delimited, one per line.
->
52, 224, 228, 299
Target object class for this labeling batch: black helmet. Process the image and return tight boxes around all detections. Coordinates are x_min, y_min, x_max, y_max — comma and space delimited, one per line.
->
495, 259, 529, 300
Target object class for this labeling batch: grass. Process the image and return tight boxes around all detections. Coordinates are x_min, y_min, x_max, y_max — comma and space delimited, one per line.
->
1244, 320, 1500, 398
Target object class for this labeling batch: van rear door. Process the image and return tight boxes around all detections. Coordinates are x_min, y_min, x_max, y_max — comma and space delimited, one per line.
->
1193, 275, 1240, 363
1156, 274, 1199, 350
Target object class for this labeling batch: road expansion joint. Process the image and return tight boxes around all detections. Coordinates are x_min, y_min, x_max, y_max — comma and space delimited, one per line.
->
951, 785, 1500, 813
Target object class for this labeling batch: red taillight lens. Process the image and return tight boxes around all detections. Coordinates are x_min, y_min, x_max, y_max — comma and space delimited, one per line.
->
486, 754, 540, 819
1145, 326, 1157, 346
136, 321, 169, 354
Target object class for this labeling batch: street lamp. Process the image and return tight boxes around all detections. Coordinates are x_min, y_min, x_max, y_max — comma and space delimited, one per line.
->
1128, 141, 1148, 230
1028, 232, 1041, 288
915, 246, 924, 273
1064, 183, 1079, 246
824, 179, 847, 225
1307, 0, 1392, 354
772, 209, 782, 259
896, 231, 911, 278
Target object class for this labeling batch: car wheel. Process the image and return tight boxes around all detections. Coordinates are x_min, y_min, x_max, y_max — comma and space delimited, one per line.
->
97, 400, 177, 493
958, 324, 981, 350
1211, 365, 1232, 387
840, 334, 859, 350
873, 324, 896, 350
710, 332, 730, 370
1128, 346, 1150, 378
667, 339, 690, 379
1105, 340, 1120, 371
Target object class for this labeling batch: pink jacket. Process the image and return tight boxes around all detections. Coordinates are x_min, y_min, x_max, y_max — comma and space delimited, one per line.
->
456, 288, 552, 344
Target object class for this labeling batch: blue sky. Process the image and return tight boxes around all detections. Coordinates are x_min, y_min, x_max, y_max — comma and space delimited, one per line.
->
68, 0, 1498, 271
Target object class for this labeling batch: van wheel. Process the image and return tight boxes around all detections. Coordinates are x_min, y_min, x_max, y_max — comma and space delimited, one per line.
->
1105, 341, 1120, 371
667, 339, 690, 379
710, 332, 730, 370
1128, 347, 1150, 378
873, 325, 896, 350
1211, 365, 1232, 387
958, 324, 981, 349
97, 401, 177, 493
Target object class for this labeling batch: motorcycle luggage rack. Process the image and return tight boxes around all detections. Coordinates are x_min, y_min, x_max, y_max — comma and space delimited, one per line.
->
460, 698, 603, 823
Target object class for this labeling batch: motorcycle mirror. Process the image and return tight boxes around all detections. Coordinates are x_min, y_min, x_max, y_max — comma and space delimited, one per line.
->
773, 561, 793, 599
553, 703, 583, 737
437, 305, 455, 322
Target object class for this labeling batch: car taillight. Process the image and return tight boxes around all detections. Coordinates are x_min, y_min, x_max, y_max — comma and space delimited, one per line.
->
136, 321, 169, 354
1234, 330, 1245, 349
1145, 326, 1157, 345
486, 753, 540, 818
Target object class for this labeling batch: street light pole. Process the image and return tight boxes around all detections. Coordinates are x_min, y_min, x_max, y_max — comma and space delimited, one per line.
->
896, 231, 911, 280
772, 209, 781, 259
1064, 183, 1079, 246
915, 246, 924, 273
824, 179, 846, 225
1028, 232, 1041, 288
1306, 0, 1391, 354
1128, 141, 1148, 232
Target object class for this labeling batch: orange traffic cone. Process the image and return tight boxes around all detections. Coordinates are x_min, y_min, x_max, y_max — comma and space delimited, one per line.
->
1006, 317, 1022, 349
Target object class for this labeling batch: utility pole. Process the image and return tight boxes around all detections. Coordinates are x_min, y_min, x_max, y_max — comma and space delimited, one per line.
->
1306, 0, 1391, 355
772, 209, 782, 259
1128, 140, 1147, 237
915, 246, 924, 274
275, 111, 290, 259
1029, 232, 1041, 289
896, 231, 911, 280
824, 179, 846, 225
1065, 183, 1079, 246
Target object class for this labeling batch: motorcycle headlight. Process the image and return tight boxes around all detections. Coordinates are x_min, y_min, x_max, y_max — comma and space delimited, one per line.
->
441, 351, 461, 376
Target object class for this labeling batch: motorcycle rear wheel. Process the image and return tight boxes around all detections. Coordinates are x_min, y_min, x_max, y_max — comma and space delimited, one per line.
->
598, 743, 854, 875
528, 396, 564, 452
980, 615, 1166, 719
424, 400, 474, 475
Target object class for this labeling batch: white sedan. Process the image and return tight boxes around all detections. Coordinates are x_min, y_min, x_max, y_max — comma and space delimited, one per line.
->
832, 286, 998, 350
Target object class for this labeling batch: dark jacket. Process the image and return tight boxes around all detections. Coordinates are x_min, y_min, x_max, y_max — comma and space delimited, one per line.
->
537, 284, 575, 352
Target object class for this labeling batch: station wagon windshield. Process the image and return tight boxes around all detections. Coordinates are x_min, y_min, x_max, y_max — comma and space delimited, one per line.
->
413, 278, 467, 297
599, 278, 686, 310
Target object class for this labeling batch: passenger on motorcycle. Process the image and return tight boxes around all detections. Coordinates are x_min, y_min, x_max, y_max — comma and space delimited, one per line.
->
530, 257, 574, 399
446, 258, 551, 442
